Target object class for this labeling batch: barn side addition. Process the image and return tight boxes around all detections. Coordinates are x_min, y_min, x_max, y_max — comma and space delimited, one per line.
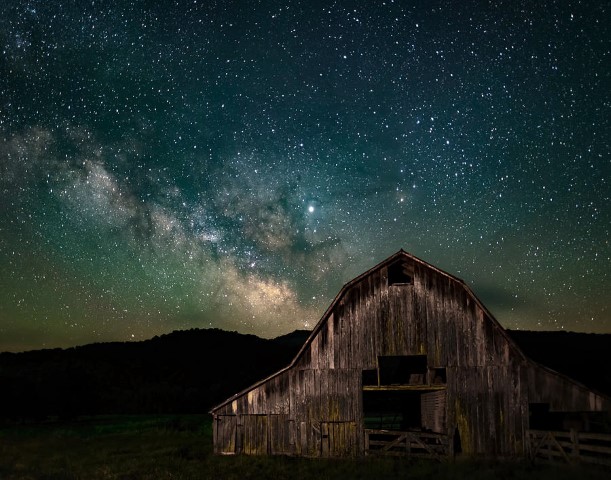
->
210, 250, 611, 461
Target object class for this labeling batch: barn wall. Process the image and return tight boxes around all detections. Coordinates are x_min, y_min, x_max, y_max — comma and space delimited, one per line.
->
446, 365, 527, 455
524, 363, 611, 412
211, 253, 608, 457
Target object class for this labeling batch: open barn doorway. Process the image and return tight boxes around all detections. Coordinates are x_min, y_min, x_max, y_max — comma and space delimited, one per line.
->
363, 389, 446, 433
362, 354, 448, 457
362, 355, 447, 434
363, 389, 422, 430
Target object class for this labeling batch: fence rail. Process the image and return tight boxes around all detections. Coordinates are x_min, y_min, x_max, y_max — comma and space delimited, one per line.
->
365, 429, 448, 460
528, 429, 611, 466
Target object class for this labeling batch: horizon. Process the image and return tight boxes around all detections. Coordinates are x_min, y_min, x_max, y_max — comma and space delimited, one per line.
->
3, 323, 611, 356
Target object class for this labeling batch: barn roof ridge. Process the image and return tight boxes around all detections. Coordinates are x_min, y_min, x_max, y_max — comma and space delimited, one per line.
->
209, 249, 607, 414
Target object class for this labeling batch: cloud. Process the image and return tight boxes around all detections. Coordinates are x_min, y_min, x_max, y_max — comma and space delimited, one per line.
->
471, 283, 519, 308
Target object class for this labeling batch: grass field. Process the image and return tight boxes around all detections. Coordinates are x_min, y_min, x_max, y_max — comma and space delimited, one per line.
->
0, 415, 609, 479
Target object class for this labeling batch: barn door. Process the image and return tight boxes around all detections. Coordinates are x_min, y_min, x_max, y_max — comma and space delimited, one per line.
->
242, 415, 268, 455
320, 422, 357, 457
214, 415, 238, 454
269, 414, 292, 454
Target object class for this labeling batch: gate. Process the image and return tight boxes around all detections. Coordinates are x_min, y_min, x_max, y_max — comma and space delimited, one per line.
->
528, 429, 611, 466
365, 429, 449, 460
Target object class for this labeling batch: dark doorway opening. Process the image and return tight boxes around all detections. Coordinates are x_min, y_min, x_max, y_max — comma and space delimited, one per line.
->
362, 369, 378, 387
363, 390, 421, 430
363, 389, 447, 433
529, 403, 610, 433
529, 403, 560, 430
378, 355, 427, 385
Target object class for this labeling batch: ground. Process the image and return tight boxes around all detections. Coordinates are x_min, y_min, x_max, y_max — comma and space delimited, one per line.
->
0, 416, 608, 479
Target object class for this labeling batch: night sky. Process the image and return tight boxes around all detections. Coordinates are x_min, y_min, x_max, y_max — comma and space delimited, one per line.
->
1, 1, 609, 352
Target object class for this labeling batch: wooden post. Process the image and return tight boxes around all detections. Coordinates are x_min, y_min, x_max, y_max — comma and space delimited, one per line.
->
570, 428, 579, 461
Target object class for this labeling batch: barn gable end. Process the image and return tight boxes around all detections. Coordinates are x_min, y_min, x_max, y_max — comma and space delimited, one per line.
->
210, 250, 610, 458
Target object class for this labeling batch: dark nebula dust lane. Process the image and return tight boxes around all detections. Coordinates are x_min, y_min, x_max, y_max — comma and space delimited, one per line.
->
0, 1, 609, 351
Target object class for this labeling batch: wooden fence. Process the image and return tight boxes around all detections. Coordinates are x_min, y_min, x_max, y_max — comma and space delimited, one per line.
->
528, 429, 611, 466
365, 429, 448, 460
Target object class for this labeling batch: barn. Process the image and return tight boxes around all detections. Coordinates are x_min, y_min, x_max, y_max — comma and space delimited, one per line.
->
210, 250, 610, 459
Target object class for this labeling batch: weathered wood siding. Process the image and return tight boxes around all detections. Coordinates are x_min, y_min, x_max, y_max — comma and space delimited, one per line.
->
446, 364, 527, 455
211, 252, 609, 457
524, 364, 611, 412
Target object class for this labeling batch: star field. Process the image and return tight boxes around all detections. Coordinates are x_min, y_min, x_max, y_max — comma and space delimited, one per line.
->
0, 1, 609, 352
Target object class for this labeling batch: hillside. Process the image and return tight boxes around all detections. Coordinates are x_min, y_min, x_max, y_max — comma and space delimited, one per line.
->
0, 328, 609, 422
0, 328, 309, 421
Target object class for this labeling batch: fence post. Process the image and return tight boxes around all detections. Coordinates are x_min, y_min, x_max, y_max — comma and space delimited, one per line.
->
570, 428, 579, 461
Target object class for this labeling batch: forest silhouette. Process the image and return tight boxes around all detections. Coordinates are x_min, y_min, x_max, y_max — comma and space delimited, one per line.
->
1, 329, 609, 422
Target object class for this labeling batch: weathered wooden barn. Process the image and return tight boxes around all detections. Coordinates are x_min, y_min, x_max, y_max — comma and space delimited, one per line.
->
210, 250, 610, 459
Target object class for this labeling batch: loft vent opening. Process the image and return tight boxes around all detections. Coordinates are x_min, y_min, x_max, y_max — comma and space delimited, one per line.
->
388, 261, 413, 285
362, 369, 378, 387
430, 368, 447, 384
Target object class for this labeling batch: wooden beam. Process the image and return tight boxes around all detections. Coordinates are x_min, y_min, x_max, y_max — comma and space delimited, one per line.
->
363, 384, 447, 391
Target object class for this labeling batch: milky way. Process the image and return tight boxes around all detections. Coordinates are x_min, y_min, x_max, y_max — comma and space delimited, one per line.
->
1, 1, 609, 352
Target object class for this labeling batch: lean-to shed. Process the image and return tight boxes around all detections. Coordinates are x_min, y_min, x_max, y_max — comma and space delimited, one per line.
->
210, 250, 610, 458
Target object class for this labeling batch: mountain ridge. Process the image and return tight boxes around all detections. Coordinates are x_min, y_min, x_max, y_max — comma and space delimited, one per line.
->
0, 328, 609, 422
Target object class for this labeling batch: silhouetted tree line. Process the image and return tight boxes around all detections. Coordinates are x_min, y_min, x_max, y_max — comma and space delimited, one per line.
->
0, 328, 310, 422
0, 328, 609, 422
